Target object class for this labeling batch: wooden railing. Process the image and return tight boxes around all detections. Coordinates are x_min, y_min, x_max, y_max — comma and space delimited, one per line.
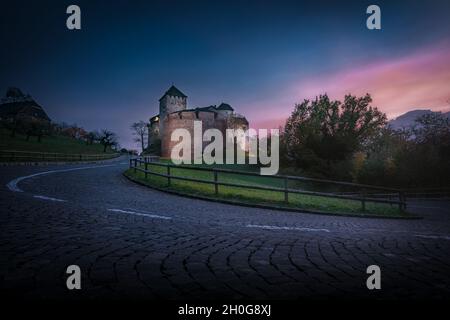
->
0, 150, 120, 162
402, 187, 450, 199
130, 157, 407, 211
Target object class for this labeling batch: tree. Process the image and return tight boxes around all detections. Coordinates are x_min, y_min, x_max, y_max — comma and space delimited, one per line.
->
61, 124, 85, 140
413, 112, 450, 147
282, 93, 386, 178
22, 119, 51, 142
85, 131, 98, 145
357, 112, 450, 188
2, 116, 22, 138
130, 121, 148, 154
404, 112, 450, 187
356, 127, 408, 186
98, 129, 118, 152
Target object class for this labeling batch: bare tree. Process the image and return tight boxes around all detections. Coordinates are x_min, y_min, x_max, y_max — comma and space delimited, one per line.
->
130, 121, 148, 153
99, 129, 118, 152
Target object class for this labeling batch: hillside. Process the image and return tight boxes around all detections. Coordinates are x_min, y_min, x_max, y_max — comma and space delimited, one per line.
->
0, 128, 115, 154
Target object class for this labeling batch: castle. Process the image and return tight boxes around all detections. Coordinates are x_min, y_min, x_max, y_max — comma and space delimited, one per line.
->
148, 85, 249, 157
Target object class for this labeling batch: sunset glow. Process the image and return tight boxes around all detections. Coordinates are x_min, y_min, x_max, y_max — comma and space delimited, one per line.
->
251, 44, 450, 129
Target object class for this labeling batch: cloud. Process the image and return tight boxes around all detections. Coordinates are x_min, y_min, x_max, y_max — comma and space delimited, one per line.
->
249, 44, 450, 129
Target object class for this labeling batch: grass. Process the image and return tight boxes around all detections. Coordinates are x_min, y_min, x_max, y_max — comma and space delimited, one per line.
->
0, 128, 115, 154
124, 161, 412, 218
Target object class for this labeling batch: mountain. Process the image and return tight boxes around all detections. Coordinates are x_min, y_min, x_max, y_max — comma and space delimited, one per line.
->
388, 109, 450, 130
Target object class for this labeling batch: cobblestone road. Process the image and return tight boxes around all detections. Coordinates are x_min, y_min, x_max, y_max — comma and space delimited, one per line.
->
1, 156, 450, 300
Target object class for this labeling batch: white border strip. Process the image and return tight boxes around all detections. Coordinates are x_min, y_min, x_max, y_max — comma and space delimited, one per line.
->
6, 164, 116, 193
107, 208, 172, 220
33, 195, 67, 202
415, 234, 450, 240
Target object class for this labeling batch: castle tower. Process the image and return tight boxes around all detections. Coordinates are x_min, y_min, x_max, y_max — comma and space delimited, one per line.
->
159, 85, 187, 134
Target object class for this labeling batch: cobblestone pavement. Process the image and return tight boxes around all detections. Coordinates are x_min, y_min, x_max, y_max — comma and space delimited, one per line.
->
1, 156, 450, 300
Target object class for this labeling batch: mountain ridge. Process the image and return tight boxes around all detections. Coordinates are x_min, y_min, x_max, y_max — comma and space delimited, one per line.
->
388, 109, 450, 130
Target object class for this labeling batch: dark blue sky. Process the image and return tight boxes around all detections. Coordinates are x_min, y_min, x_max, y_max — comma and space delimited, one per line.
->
1, 0, 450, 149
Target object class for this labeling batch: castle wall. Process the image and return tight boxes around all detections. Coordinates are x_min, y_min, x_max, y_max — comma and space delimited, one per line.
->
161, 111, 227, 159
159, 95, 187, 135
227, 115, 248, 130
147, 120, 160, 148
159, 95, 186, 115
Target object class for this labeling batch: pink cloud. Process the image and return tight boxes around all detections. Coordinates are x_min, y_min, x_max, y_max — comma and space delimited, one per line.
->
248, 45, 450, 129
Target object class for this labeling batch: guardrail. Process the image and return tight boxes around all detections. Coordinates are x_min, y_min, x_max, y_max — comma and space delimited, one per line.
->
129, 157, 407, 211
0, 150, 121, 162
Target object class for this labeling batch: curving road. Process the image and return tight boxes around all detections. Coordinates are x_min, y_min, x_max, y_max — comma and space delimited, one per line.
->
1, 156, 450, 300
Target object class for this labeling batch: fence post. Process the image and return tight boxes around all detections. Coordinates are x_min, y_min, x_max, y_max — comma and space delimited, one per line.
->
167, 165, 171, 187
214, 170, 218, 195
129, 158, 132, 169
284, 177, 289, 203
134, 158, 137, 174
399, 190, 406, 211
144, 158, 148, 179
361, 189, 366, 212
403, 191, 407, 210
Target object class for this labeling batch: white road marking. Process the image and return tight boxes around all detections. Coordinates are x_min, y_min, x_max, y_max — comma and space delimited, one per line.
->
6, 164, 116, 193
33, 195, 66, 202
415, 234, 450, 240
246, 224, 330, 233
107, 208, 172, 220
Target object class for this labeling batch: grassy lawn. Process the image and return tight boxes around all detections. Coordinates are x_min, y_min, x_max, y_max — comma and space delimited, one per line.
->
0, 128, 115, 154
125, 162, 412, 218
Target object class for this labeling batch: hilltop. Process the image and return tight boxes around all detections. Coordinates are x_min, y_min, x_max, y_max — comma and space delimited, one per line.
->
389, 109, 450, 130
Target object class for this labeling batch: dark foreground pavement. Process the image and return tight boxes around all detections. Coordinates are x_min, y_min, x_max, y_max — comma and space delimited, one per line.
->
1, 156, 450, 301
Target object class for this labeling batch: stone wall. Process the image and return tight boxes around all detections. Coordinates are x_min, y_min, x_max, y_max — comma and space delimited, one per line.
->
161, 110, 227, 159
159, 95, 187, 135
147, 120, 160, 147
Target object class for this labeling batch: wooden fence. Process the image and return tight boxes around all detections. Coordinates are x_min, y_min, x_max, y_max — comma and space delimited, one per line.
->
130, 157, 407, 211
0, 150, 120, 162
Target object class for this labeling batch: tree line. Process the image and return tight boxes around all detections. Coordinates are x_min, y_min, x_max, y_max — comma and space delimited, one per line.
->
281, 94, 450, 189
1, 117, 119, 153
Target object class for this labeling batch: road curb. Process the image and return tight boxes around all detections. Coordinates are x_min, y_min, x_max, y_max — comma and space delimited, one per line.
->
123, 171, 422, 220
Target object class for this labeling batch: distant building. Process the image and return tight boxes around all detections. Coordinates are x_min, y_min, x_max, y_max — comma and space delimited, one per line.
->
0, 87, 51, 123
148, 85, 248, 157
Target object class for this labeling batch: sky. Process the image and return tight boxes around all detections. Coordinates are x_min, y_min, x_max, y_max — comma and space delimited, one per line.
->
1, 0, 450, 149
